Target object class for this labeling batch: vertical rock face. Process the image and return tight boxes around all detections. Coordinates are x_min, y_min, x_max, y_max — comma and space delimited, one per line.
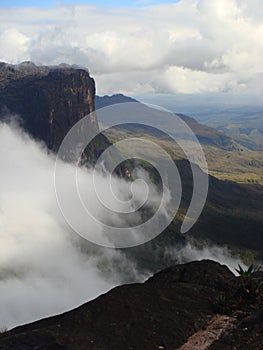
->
0, 62, 98, 151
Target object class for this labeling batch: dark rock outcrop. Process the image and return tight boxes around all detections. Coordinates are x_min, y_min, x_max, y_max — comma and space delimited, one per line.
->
147, 259, 235, 291
0, 62, 97, 152
0, 260, 262, 350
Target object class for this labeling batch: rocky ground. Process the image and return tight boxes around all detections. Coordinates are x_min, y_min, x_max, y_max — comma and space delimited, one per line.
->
0, 260, 262, 350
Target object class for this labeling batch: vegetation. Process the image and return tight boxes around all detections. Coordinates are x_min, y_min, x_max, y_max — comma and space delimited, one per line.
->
103, 125, 263, 258
103, 117, 263, 185
235, 264, 263, 300
215, 264, 263, 316
215, 293, 231, 314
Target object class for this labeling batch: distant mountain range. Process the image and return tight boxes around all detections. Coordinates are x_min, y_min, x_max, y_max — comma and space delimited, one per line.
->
96, 93, 263, 186
96, 93, 235, 149
136, 93, 263, 151
96, 93, 138, 109
191, 107, 263, 152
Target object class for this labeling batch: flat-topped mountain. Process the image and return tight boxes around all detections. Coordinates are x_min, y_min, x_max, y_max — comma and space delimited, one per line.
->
0, 62, 98, 152
0, 61, 88, 89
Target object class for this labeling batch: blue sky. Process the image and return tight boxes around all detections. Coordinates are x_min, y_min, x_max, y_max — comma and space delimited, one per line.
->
0, 0, 179, 7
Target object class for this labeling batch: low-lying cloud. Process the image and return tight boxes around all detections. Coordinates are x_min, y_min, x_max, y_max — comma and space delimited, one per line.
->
173, 243, 249, 275
0, 120, 257, 331
0, 0, 262, 95
0, 121, 150, 330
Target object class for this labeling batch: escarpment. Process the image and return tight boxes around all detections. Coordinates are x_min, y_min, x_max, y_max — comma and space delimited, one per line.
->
0, 62, 98, 152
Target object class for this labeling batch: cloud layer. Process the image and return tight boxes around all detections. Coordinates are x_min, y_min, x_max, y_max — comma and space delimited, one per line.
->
0, 120, 251, 330
0, 0, 262, 95
0, 121, 148, 329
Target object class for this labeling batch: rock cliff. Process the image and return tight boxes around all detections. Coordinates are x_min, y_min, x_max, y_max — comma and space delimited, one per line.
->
0, 62, 97, 151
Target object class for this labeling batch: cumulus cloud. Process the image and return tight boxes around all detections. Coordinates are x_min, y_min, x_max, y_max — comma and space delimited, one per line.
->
0, 28, 30, 63
0, 0, 262, 94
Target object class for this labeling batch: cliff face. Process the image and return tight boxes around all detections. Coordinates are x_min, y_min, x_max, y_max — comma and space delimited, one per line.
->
0, 62, 97, 151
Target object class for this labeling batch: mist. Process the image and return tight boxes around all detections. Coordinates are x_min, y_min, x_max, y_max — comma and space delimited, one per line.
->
165, 242, 253, 276
0, 121, 151, 330
0, 120, 256, 331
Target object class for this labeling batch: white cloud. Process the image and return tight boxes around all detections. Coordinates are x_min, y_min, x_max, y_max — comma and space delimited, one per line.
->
0, 1, 262, 96
0, 120, 255, 331
0, 28, 30, 63
0, 121, 149, 330
166, 243, 248, 275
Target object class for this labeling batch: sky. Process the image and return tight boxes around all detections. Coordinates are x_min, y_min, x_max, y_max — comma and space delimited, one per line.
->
0, 0, 180, 7
0, 0, 262, 98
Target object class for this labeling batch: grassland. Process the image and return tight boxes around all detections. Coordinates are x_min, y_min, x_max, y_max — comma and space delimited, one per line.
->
102, 125, 263, 185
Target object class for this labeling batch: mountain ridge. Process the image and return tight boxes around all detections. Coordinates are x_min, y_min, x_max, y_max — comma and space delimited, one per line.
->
0, 260, 262, 350
96, 93, 235, 151
96, 93, 263, 185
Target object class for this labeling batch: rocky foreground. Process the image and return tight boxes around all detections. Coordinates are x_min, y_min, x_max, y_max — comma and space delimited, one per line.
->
0, 260, 262, 350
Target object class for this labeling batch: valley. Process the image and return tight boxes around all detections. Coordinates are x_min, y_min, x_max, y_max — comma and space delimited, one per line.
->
0, 62, 262, 349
